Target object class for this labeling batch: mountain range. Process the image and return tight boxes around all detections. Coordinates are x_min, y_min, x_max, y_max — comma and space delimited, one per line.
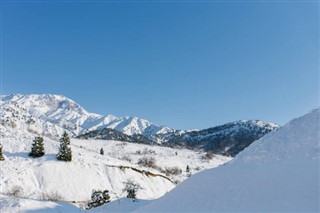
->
0, 94, 172, 137
0, 94, 279, 156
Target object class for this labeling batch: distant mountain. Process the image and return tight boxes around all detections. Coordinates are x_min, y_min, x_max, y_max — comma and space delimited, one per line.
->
77, 127, 153, 145
156, 120, 279, 156
1, 94, 279, 156
80, 120, 279, 156
136, 109, 320, 212
0, 94, 173, 138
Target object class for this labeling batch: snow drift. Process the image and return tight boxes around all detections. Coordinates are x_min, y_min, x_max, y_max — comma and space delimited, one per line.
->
136, 109, 320, 212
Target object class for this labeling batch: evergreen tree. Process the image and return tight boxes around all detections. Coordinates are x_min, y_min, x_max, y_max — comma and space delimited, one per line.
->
86, 190, 110, 209
0, 145, 5, 161
186, 165, 190, 173
126, 188, 136, 199
123, 180, 142, 199
100, 148, 104, 155
29, 136, 45, 158
57, 132, 72, 162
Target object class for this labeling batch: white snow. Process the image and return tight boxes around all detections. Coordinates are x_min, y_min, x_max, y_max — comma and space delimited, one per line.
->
0, 122, 231, 212
135, 108, 320, 212
0, 195, 151, 213
0, 94, 173, 137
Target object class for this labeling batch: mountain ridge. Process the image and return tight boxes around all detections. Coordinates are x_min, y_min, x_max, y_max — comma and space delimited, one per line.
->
0, 94, 173, 137
1, 93, 279, 155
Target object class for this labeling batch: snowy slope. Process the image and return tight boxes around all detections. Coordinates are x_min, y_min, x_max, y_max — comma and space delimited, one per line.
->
0, 122, 231, 213
0, 196, 151, 213
0, 127, 173, 202
135, 108, 320, 212
0, 94, 173, 137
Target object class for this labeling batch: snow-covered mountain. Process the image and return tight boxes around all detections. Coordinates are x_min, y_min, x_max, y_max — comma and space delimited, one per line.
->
1, 94, 279, 156
135, 108, 320, 212
154, 120, 279, 156
0, 94, 173, 138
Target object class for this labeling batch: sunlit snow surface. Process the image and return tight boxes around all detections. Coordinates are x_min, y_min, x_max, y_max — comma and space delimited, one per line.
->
0, 123, 230, 213
0, 94, 173, 137
136, 109, 320, 212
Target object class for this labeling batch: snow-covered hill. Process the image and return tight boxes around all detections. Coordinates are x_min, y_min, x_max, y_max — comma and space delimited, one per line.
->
0, 121, 231, 212
0, 94, 173, 137
135, 108, 320, 212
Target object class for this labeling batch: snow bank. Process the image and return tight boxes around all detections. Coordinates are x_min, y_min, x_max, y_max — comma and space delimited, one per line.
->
136, 109, 320, 212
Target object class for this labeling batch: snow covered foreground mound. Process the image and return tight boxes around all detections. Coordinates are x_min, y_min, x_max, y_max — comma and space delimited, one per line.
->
135, 109, 320, 212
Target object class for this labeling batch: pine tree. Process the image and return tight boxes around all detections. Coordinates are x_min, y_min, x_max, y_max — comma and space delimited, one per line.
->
127, 188, 136, 199
0, 145, 5, 161
29, 136, 45, 158
57, 132, 72, 162
123, 180, 142, 199
186, 165, 190, 173
86, 190, 110, 209
100, 148, 104, 155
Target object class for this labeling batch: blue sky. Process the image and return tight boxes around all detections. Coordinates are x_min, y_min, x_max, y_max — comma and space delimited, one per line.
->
1, 1, 319, 130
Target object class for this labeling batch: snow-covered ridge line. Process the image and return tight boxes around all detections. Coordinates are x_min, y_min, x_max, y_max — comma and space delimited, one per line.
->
0, 94, 173, 137
1, 94, 279, 143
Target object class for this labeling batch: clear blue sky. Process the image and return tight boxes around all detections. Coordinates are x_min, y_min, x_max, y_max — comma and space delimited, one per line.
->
1, 1, 319, 130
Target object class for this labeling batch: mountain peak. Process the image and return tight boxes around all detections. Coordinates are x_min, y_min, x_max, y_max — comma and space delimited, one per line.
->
1, 93, 173, 137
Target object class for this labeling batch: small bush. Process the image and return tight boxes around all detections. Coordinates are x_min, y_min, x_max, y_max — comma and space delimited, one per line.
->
135, 150, 142, 155
10, 121, 17, 128
121, 155, 132, 162
8, 185, 23, 197
202, 152, 215, 160
42, 191, 63, 201
223, 151, 231, 157
0, 145, 5, 161
142, 148, 156, 155
174, 180, 180, 185
164, 166, 182, 176
137, 156, 157, 168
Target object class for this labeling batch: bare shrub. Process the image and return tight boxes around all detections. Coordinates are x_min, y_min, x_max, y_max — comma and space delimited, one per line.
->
223, 151, 231, 157
121, 155, 132, 162
202, 152, 215, 160
164, 166, 182, 176
142, 148, 156, 155
174, 180, 180, 185
137, 156, 157, 168
116, 142, 128, 149
8, 185, 23, 197
42, 191, 64, 201
136, 150, 142, 155
10, 121, 17, 128
195, 166, 201, 171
